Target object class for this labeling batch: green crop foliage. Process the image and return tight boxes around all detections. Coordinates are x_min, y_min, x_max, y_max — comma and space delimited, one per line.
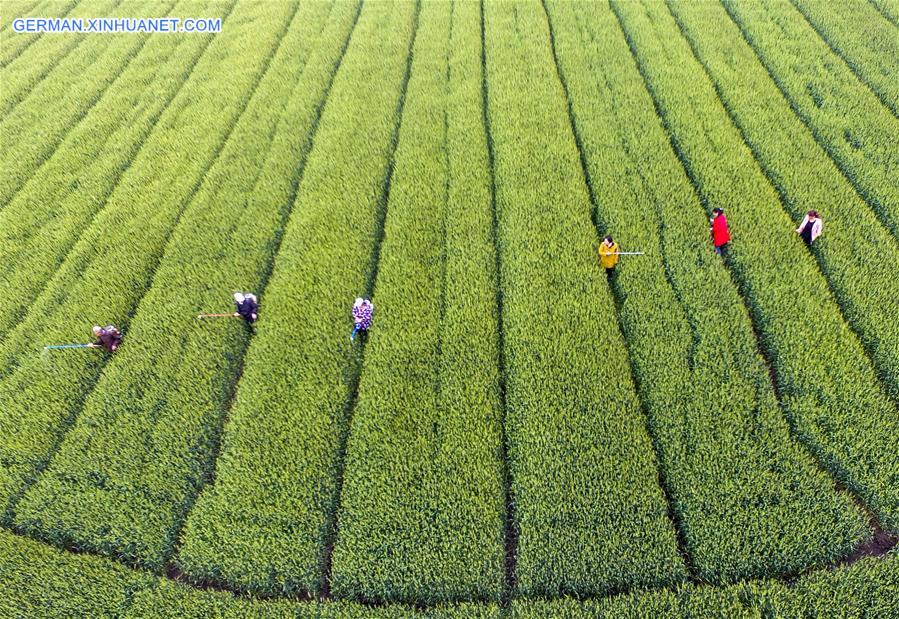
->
669, 0, 899, 426
869, 0, 899, 25
0, 0, 295, 516
545, 0, 867, 583
0, 0, 185, 208
127, 579, 500, 619
723, 0, 899, 243
175, 0, 418, 595
12, 1, 358, 570
483, 0, 686, 597
0, 0, 78, 69
0, 0, 218, 341
0, 0, 112, 114
613, 0, 899, 531
791, 0, 899, 117
511, 552, 899, 617
330, 0, 504, 605
0, 530, 154, 619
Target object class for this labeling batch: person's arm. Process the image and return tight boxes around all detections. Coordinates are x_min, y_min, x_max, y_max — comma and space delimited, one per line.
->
796, 214, 808, 233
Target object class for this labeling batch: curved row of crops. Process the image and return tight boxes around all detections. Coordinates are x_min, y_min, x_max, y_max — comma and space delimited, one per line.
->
612, 0, 899, 532
545, 0, 867, 584
11, 0, 359, 571
0, 0, 290, 519
175, 0, 418, 595
330, 0, 505, 604
0, 0, 219, 341
482, 0, 686, 598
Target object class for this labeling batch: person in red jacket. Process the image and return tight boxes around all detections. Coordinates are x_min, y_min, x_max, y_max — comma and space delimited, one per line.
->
710, 207, 730, 255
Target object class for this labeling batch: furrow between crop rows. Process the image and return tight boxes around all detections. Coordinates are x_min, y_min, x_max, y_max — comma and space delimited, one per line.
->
0, 0, 118, 114
479, 0, 517, 605
546, 0, 868, 584
0, 0, 297, 529
0, 0, 226, 342
667, 0, 899, 417
329, 0, 505, 605
482, 0, 687, 598
170, 0, 419, 596
789, 0, 899, 117
720, 0, 899, 245
0, 0, 78, 69
8, 0, 350, 573
867, 0, 899, 26
611, 0, 899, 533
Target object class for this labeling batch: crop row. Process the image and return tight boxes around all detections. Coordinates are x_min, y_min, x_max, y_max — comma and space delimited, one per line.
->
0, 0, 78, 69
174, 0, 418, 595
791, 0, 899, 117
668, 0, 899, 451
0, 0, 289, 518
482, 0, 686, 597
869, 0, 899, 26
0, 531, 499, 618
722, 0, 899, 243
11, 0, 357, 571
3, 527, 896, 618
544, 0, 867, 584
329, 0, 505, 605
0, 0, 188, 208
0, 0, 217, 341
0, 0, 109, 114
611, 0, 899, 530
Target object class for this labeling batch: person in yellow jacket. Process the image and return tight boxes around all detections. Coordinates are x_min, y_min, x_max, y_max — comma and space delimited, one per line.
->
599, 235, 619, 278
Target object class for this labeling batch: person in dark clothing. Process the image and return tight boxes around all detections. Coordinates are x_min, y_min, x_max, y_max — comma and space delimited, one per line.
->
796, 210, 823, 245
233, 292, 258, 322
91, 325, 122, 352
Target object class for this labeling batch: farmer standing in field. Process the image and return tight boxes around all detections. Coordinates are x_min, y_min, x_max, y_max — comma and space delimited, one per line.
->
710, 208, 730, 255
90, 325, 122, 352
351, 297, 373, 341
233, 292, 258, 322
599, 235, 620, 279
796, 210, 822, 245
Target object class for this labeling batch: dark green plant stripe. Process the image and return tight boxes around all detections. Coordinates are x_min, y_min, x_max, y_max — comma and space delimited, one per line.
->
127, 578, 501, 619
510, 551, 899, 618
0, 0, 45, 33
543, 0, 867, 584
0, 0, 222, 341
668, 0, 899, 424
791, 0, 899, 117
721, 0, 899, 244
482, 0, 686, 598
10, 1, 354, 572
0, 0, 114, 110
173, 0, 418, 596
868, 0, 899, 26
330, 0, 504, 604
0, 0, 78, 68
611, 0, 899, 531
0, 0, 295, 521
0, 530, 156, 619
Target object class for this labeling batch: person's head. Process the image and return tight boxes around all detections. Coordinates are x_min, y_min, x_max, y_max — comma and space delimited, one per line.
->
92, 325, 102, 336
712, 208, 723, 217
807, 210, 819, 220
234, 292, 245, 304
604, 235, 613, 245
354, 297, 363, 308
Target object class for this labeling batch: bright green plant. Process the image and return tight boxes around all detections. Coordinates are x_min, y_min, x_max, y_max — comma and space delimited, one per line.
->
545, 0, 867, 584
330, 0, 504, 604
12, 0, 357, 571
175, 0, 418, 595
0, 0, 219, 340
723, 0, 899, 243
0, 0, 297, 518
483, 0, 686, 597
612, 0, 899, 530
0, 0, 78, 70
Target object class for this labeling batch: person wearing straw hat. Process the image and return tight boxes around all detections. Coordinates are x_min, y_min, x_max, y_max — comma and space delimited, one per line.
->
351, 297, 373, 341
